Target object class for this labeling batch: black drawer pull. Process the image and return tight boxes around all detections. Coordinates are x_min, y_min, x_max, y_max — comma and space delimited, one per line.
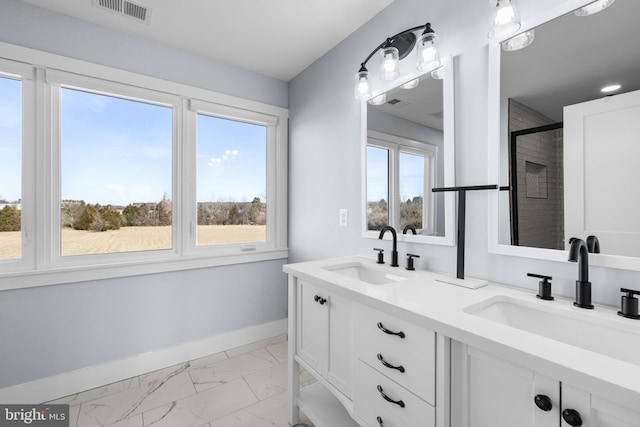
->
376, 416, 386, 426
377, 385, 405, 408
377, 322, 406, 338
377, 353, 405, 373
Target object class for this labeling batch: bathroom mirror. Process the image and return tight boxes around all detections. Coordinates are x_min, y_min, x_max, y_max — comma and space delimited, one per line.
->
361, 55, 455, 245
488, 0, 640, 270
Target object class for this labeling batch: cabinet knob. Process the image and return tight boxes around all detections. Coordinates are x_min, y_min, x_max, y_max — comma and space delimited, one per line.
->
313, 295, 326, 305
562, 409, 583, 426
534, 394, 553, 411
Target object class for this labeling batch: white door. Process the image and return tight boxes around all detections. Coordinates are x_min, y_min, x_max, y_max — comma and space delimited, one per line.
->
564, 89, 640, 258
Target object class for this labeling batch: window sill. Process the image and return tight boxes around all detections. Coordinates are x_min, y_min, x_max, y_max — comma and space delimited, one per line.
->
0, 248, 289, 291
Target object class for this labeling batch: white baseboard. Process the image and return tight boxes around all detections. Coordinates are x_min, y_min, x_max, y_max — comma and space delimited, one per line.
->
0, 318, 287, 404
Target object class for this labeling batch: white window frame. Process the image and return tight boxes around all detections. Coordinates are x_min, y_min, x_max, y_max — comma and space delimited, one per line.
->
185, 99, 287, 256
366, 130, 437, 238
0, 42, 288, 291
0, 58, 36, 273
45, 70, 182, 268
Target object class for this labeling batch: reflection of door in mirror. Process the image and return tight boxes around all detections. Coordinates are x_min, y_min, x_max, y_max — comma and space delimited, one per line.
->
366, 131, 438, 235
564, 89, 640, 258
508, 100, 564, 249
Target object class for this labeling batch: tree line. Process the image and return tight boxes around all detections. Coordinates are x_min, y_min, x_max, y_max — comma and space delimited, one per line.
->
0, 196, 266, 232
367, 196, 423, 230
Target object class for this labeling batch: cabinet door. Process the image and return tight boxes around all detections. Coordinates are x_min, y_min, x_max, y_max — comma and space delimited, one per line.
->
297, 281, 326, 374
326, 290, 352, 397
562, 384, 640, 427
466, 347, 558, 427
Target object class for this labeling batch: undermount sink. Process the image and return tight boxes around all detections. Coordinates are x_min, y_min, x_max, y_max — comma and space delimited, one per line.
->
464, 296, 640, 366
322, 261, 413, 285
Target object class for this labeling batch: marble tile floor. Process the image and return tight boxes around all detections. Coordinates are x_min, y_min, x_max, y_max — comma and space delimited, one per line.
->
47, 335, 316, 427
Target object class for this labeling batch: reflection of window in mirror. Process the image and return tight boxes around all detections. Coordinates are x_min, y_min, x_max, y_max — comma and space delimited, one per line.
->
366, 131, 436, 235
366, 145, 389, 231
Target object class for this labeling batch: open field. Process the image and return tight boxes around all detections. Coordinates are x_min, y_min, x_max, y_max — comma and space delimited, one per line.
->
0, 225, 266, 258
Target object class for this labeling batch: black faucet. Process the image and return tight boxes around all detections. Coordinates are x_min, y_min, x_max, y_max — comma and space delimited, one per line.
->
568, 238, 594, 309
378, 226, 399, 267
402, 224, 417, 235
587, 235, 600, 254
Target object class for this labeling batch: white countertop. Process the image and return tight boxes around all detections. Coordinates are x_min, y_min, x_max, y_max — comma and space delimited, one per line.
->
284, 256, 640, 408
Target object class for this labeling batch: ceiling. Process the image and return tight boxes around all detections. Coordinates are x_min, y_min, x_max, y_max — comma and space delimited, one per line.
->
19, 0, 394, 81
501, 0, 640, 121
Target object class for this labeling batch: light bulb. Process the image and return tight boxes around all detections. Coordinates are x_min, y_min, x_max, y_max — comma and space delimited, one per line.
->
379, 47, 400, 81
354, 69, 371, 100
417, 31, 440, 72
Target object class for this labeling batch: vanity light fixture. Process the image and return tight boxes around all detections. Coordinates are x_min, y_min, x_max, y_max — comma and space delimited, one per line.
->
575, 0, 615, 16
502, 29, 535, 51
601, 84, 621, 93
488, 0, 521, 40
354, 22, 440, 100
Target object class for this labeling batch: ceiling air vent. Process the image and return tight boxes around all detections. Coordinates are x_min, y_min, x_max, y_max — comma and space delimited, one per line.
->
387, 98, 410, 108
92, 0, 152, 24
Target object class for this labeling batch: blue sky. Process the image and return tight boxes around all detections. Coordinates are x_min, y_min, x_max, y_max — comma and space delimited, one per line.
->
0, 77, 21, 202
367, 146, 424, 202
63, 88, 267, 206
0, 77, 267, 206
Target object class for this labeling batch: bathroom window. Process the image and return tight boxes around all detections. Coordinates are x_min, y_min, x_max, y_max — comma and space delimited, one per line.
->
0, 76, 22, 260
367, 131, 436, 235
54, 81, 176, 258
195, 113, 267, 246
0, 48, 288, 290
190, 100, 283, 253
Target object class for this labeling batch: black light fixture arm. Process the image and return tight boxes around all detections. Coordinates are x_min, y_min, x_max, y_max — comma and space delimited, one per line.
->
359, 23, 434, 71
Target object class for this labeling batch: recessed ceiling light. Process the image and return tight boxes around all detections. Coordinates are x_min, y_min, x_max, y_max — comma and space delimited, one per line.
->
601, 84, 621, 93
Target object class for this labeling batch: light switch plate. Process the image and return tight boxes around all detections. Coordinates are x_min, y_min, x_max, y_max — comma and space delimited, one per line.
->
339, 209, 348, 227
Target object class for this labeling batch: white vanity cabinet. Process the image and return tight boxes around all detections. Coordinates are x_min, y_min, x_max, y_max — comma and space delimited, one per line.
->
296, 278, 353, 397
287, 274, 359, 427
454, 345, 640, 427
353, 302, 438, 427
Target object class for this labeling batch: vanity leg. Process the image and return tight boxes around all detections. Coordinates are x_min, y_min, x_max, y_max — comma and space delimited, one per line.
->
287, 276, 300, 426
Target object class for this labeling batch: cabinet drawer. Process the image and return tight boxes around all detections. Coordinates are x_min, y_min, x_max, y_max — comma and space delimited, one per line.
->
355, 361, 435, 427
355, 303, 435, 363
357, 338, 435, 404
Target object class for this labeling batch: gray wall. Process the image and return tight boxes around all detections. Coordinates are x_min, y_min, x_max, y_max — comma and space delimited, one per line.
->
0, 0, 288, 389
288, 0, 640, 307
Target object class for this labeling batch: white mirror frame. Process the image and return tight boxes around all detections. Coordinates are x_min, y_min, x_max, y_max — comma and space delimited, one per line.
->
487, 0, 640, 271
361, 55, 455, 245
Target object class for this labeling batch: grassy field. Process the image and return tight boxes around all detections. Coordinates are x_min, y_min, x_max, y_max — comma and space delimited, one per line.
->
0, 225, 266, 258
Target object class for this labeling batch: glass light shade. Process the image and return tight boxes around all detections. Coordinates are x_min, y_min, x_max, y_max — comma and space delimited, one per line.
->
417, 32, 441, 72
502, 29, 535, 51
575, 0, 615, 16
431, 67, 444, 80
354, 70, 371, 100
379, 46, 400, 81
488, 0, 521, 39
369, 93, 387, 105
401, 78, 420, 89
